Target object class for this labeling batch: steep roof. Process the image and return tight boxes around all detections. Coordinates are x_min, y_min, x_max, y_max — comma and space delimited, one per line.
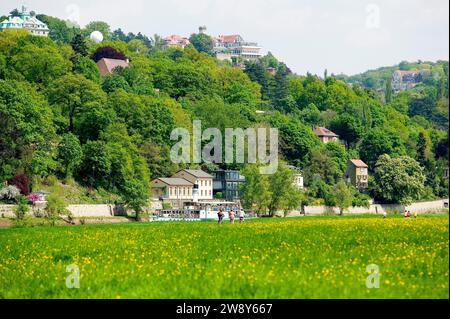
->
349, 159, 368, 168
96, 58, 129, 76
179, 169, 214, 179
313, 127, 339, 137
217, 35, 242, 43
153, 178, 193, 186
1, 16, 24, 25
24, 16, 49, 29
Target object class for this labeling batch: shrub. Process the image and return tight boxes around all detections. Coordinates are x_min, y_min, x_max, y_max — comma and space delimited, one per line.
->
214, 192, 224, 199
14, 196, 29, 220
44, 175, 58, 186
0, 185, 21, 203
91, 46, 126, 63
7, 174, 30, 195
44, 194, 68, 226
27, 193, 41, 203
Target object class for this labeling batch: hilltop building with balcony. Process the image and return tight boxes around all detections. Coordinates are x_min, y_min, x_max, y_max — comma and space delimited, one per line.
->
0, 5, 49, 36
213, 34, 263, 62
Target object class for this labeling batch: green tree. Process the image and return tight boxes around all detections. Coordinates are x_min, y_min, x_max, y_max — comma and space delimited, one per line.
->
360, 128, 406, 168
83, 21, 111, 40
107, 90, 175, 146
0, 53, 6, 79
300, 103, 321, 126
189, 33, 214, 55
11, 44, 71, 85
267, 161, 301, 216
385, 79, 392, 103
58, 133, 83, 178
102, 74, 131, 93
270, 115, 321, 167
14, 195, 29, 220
77, 141, 111, 188
46, 74, 107, 133
122, 179, 149, 221
127, 39, 149, 55
0, 80, 56, 180
304, 148, 341, 185
329, 113, 363, 147
45, 193, 69, 226
416, 131, 433, 168
73, 56, 101, 83
70, 33, 88, 56
372, 154, 425, 204
333, 181, 353, 215
240, 164, 271, 215
37, 15, 78, 43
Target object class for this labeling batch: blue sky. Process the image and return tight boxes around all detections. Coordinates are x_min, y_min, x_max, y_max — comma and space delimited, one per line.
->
2, 0, 448, 75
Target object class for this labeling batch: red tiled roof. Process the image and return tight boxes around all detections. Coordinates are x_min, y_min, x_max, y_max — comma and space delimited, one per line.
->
313, 127, 339, 137
217, 35, 241, 43
96, 58, 129, 76
349, 159, 368, 168
163, 35, 190, 45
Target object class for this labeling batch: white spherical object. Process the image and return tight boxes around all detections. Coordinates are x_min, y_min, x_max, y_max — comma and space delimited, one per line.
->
90, 31, 104, 43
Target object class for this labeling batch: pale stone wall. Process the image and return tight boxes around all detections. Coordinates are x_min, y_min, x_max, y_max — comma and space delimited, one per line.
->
0, 205, 16, 218
285, 199, 449, 216
67, 205, 114, 217
1, 199, 448, 219
406, 199, 449, 213
0, 204, 128, 218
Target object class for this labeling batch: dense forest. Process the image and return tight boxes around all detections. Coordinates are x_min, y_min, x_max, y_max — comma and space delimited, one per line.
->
0, 14, 448, 214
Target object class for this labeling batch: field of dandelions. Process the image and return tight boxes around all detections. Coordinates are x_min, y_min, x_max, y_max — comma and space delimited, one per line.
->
0, 215, 448, 299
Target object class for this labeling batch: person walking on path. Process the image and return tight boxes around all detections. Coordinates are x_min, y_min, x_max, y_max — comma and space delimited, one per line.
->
218, 209, 224, 225
239, 210, 245, 224
229, 210, 236, 224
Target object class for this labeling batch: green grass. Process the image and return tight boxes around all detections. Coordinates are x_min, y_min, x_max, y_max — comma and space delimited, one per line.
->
0, 215, 448, 299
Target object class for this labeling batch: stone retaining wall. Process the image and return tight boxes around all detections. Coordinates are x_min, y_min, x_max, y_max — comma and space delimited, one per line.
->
0, 199, 448, 219
284, 199, 449, 216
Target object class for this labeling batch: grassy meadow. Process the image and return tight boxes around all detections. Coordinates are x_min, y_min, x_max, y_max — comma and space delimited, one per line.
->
0, 215, 448, 299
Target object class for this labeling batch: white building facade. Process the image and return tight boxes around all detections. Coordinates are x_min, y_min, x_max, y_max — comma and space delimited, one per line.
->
0, 6, 49, 37
173, 170, 214, 201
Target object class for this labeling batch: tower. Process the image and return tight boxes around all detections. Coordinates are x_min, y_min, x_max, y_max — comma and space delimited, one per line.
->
199, 26, 207, 34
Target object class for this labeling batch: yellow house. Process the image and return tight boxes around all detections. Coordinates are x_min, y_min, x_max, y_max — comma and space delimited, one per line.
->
313, 127, 339, 144
151, 178, 194, 203
345, 160, 369, 190
172, 170, 214, 201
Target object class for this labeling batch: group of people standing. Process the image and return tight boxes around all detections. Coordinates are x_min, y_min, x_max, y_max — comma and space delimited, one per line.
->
404, 210, 418, 218
217, 209, 245, 225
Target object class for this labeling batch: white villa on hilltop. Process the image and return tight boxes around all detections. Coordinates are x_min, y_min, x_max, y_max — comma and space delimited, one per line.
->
0, 5, 49, 36
213, 34, 263, 62
163, 26, 263, 62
